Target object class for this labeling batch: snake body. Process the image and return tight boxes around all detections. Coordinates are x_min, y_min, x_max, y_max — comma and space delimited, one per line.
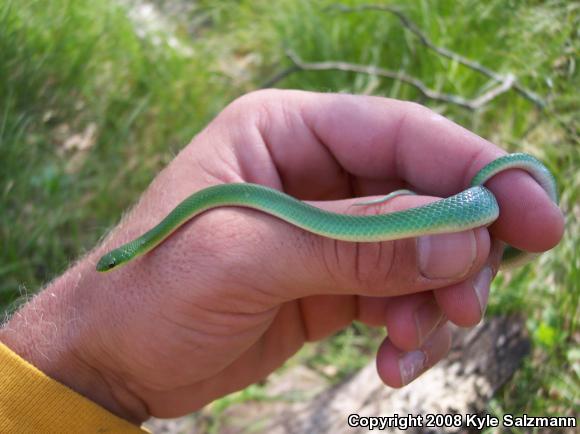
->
96, 153, 558, 272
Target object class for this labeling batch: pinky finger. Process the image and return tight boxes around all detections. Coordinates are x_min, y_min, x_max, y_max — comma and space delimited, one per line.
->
376, 323, 452, 388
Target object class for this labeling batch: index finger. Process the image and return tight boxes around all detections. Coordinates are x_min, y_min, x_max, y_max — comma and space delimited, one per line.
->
286, 91, 563, 252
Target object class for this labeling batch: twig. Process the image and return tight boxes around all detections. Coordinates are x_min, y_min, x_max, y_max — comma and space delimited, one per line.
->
261, 65, 301, 89
327, 4, 545, 108
277, 49, 519, 110
469, 73, 516, 108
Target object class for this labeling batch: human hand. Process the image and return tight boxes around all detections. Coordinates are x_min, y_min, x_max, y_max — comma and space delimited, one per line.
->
0, 90, 563, 423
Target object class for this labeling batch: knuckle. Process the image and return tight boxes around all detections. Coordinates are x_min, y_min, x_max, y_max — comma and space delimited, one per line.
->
226, 89, 287, 116
221, 89, 290, 136
320, 237, 397, 295
402, 100, 431, 116
318, 201, 426, 295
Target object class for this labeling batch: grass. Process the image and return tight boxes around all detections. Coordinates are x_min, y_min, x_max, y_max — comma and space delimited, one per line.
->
0, 0, 235, 306
1, 0, 578, 428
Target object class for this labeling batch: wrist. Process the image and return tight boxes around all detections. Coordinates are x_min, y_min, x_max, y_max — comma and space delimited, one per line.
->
0, 261, 147, 424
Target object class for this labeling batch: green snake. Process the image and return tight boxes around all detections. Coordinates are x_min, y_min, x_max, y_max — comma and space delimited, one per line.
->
96, 153, 558, 272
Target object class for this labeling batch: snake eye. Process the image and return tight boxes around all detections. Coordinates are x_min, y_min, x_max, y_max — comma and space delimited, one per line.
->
96, 254, 120, 272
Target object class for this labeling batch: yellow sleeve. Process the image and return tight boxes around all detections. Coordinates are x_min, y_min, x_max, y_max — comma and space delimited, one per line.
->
0, 342, 147, 433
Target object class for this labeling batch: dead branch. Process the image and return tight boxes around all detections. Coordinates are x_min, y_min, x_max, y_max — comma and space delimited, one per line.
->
328, 3, 545, 108
276, 49, 520, 110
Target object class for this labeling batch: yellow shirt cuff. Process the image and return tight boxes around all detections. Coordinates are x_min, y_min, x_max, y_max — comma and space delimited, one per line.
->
0, 342, 146, 433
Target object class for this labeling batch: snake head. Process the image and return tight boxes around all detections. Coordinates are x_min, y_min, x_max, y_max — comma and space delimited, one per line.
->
96, 252, 119, 272
96, 243, 138, 272
96, 242, 141, 272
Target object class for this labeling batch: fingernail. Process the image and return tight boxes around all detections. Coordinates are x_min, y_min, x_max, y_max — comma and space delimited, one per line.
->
473, 266, 493, 316
418, 231, 476, 279
414, 300, 443, 345
398, 350, 426, 385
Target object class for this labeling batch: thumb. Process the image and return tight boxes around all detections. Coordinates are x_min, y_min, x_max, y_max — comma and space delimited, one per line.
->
150, 193, 492, 304
300, 194, 491, 298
